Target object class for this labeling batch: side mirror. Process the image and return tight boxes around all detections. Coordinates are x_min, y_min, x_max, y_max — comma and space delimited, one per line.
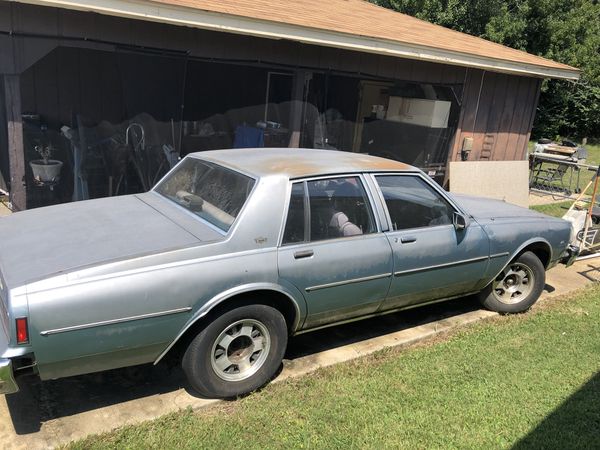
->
453, 212, 468, 231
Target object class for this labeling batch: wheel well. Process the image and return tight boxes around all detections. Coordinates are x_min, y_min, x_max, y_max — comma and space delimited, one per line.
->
520, 242, 551, 268
161, 290, 299, 364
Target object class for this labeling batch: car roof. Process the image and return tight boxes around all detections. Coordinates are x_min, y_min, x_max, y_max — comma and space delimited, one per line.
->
188, 148, 414, 179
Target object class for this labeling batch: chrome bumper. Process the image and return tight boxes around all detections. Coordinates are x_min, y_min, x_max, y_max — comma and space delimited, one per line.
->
560, 245, 580, 267
0, 358, 18, 395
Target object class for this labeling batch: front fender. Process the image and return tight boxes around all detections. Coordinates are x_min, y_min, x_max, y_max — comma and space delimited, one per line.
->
509, 237, 554, 267
483, 236, 553, 288
153, 281, 307, 364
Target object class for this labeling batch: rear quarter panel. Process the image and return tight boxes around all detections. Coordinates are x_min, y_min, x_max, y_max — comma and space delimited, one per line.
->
27, 247, 283, 380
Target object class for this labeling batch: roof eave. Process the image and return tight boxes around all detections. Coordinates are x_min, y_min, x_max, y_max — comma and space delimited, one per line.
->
11, 0, 581, 80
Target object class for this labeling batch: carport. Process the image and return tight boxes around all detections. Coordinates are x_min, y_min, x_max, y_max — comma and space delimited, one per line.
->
0, 0, 580, 210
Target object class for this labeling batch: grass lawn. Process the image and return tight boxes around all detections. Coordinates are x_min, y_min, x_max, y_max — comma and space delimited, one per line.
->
576, 142, 600, 192
583, 142, 600, 164
69, 285, 600, 450
573, 144, 600, 192
530, 201, 572, 217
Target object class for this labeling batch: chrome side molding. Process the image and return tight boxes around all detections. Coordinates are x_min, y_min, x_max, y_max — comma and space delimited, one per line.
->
306, 273, 393, 292
39, 307, 192, 336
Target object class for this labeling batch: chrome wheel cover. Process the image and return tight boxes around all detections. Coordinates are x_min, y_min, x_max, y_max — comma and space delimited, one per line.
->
492, 262, 535, 305
210, 319, 271, 382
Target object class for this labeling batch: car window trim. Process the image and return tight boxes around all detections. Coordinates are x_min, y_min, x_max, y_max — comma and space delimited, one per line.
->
306, 173, 381, 241
278, 173, 381, 247
302, 181, 311, 242
278, 230, 388, 250
371, 172, 462, 233
363, 174, 391, 232
277, 181, 295, 246
279, 180, 311, 247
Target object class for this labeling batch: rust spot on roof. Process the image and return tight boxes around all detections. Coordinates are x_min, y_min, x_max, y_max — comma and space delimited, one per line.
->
192, 148, 413, 179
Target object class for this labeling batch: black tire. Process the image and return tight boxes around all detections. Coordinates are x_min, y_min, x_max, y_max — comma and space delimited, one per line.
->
182, 304, 287, 398
477, 251, 545, 313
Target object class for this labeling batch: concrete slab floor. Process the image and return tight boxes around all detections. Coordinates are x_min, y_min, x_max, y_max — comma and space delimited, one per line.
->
0, 259, 598, 449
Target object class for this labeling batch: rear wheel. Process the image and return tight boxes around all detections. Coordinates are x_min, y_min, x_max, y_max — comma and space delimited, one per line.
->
478, 251, 545, 313
182, 304, 287, 398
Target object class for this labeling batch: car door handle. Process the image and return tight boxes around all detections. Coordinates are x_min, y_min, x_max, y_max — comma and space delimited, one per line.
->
294, 250, 314, 259
400, 236, 417, 244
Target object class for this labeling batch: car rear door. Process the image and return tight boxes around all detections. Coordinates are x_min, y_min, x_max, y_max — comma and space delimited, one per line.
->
372, 173, 490, 310
277, 175, 393, 330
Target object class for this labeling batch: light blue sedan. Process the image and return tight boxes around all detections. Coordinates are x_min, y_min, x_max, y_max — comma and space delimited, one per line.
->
0, 149, 577, 398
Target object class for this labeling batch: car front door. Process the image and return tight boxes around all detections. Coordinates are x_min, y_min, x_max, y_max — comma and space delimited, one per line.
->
372, 174, 490, 311
277, 175, 394, 330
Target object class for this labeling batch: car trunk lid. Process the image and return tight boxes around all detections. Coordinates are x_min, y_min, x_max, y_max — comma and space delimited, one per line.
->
0, 194, 220, 287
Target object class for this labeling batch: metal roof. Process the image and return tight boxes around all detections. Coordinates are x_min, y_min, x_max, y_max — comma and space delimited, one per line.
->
191, 148, 413, 179
16, 0, 580, 80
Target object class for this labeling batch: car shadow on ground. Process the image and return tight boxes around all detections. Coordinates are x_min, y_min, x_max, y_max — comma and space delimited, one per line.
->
5, 362, 189, 435
285, 295, 481, 359
511, 371, 600, 449
3, 292, 515, 435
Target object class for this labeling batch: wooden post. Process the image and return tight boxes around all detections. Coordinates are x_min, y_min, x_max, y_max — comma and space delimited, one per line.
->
288, 70, 309, 148
0, 78, 9, 193
4, 75, 26, 211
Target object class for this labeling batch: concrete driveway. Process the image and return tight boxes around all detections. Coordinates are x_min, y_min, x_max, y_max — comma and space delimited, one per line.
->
1, 260, 598, 449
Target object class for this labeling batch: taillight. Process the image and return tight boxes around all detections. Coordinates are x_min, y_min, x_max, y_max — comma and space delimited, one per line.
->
16, 317, 29, 344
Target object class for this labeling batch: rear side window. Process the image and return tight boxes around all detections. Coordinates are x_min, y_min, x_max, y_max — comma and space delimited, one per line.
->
282, 183, 306, 245
307, 177, 376, 241
281, 176, 376, 245
375, 175, 454, 231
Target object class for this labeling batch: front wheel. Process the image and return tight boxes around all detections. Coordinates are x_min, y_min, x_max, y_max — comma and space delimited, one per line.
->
182, 304, 287, 398
477, 251, 545, 313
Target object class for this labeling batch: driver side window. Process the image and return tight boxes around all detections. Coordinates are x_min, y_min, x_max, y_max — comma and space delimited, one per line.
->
375, 175, 454, 231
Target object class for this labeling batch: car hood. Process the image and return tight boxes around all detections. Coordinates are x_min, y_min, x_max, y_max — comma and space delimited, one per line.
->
451, 194, 558, 222
0, 194, 213, 288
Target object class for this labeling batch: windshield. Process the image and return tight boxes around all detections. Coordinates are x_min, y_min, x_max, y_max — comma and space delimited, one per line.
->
155, 157, 255, 232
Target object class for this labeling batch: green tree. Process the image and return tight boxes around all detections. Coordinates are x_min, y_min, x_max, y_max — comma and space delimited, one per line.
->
372, 0, 600, 140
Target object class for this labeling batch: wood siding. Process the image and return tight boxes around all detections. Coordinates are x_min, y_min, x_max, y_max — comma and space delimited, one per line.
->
450, 70, 540, 162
